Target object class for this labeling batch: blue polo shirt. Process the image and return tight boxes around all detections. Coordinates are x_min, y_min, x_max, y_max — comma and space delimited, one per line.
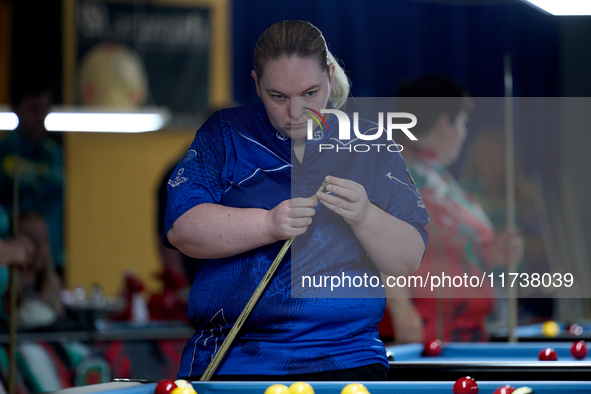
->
164, 102, 429, 377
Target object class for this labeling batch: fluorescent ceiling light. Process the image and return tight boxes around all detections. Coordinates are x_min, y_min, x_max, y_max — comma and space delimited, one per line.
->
0, 106, 170, 132
0, 111, 18, 130
45, 110, 169, 133
522, 0, 591, 15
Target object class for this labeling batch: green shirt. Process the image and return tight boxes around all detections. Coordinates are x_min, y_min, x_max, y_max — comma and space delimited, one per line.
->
0, 205, 10, 303
0, 129, 64, 269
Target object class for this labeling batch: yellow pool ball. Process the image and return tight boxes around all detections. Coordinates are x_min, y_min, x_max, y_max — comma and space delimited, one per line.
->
340, 383, 369, 394
542, 320, 560, 337
264, 384, 291, 394
289, 382, 314, 394
171, 387, 196, 394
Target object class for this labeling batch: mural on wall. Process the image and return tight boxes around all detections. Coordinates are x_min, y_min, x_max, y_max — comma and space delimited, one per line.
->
76, 1, 210, 126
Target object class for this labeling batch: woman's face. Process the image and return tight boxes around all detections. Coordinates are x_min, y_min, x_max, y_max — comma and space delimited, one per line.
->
253, 55, 333, 140
439, 110, 468, 167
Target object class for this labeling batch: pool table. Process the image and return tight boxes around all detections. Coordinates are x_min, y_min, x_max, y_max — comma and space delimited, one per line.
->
385, 342, 591, 381
490, 321, 591, 342
49, 380, 591, 394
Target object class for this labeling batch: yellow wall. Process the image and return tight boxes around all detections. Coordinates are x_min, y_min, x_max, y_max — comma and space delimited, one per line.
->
65, 131, 195, 295
63, 0, 231, 295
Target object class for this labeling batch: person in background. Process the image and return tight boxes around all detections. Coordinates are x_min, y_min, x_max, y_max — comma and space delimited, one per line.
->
461, 129, 553, 324
0, 207, 109, 391
0, 80, 64, 277
0, 204, 34, 312
16, 212, 65, 329
378, 75, 523, 343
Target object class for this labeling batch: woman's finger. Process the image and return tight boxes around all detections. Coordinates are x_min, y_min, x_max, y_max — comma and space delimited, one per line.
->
291, 207, 317, 219
315, 191, 352, 211
326, 183, 358, 202
290, 217, 313, 228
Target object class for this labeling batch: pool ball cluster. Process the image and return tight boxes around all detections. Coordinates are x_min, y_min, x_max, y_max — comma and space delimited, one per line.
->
422, 338, 588, 393
154, 380, 196, 394
268, 379, 536, 394
537, 340, 588, 360
453, 376, 535, 394
154, 336, 588, 394
265, 383, 367, 394
537, 320, 589, 360
424, 335, 588, 361
542, 320, 587, 338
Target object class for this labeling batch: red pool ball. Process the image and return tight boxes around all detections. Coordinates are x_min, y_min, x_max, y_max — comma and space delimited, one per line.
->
453, 376, 478, 393
538, 347, 558, 361
423, 339, 442, 357
155, 380, 177, 394
571, 340, 588, 359
493, 385, 516, 394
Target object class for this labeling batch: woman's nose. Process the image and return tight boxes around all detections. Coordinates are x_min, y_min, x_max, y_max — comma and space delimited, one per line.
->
290, 97, 305, 120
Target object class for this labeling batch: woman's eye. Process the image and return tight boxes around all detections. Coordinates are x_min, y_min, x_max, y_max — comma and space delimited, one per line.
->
304, 91, 317, 97
272, 95, 285, 101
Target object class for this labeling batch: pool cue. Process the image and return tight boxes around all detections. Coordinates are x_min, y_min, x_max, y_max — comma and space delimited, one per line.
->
200, 181, 328, 381
504, 54, 519, 343
8, 155, 20, 394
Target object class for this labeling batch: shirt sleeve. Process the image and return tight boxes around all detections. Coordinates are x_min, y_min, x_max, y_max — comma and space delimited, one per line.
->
384, 151, 430, 251
162, 112, 228, 248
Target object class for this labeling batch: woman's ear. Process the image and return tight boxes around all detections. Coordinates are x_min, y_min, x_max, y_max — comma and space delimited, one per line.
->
251, 70, 261, 97
328, 63, 335, 93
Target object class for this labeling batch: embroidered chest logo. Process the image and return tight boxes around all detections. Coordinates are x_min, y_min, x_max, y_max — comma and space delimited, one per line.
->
276, 132, 288, 141
312, 130, 324, 141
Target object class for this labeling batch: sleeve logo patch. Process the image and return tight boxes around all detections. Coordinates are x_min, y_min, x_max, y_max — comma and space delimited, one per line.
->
168, 168, 189, 187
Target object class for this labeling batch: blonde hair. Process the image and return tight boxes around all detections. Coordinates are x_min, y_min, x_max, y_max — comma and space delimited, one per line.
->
253, 20, 350, 109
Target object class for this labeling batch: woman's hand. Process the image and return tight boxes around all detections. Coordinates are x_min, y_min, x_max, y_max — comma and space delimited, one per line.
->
265, 197, 318, 240
488, 230, 525, 268
39, 270, 65, 316
316, 175, 425, 276
391, 302, 424, 344
314, 176, 371, 227
1, 235, 35, 267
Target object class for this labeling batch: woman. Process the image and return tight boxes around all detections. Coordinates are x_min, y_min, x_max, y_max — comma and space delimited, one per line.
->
164, 21, 429, 380
379, 75, 524, 343
461, 129, 552, 324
